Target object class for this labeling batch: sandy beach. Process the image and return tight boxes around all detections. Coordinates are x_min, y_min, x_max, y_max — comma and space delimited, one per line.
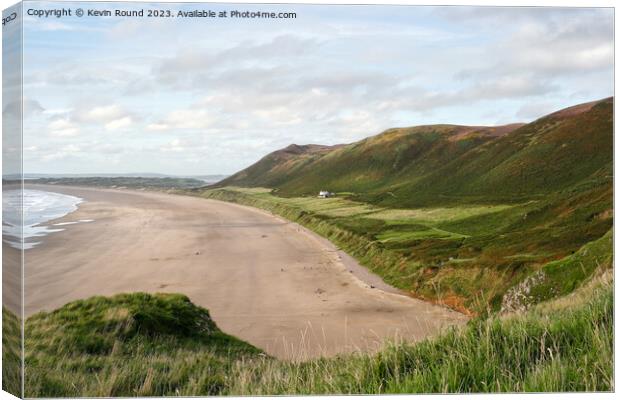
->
18, 185, 467, 360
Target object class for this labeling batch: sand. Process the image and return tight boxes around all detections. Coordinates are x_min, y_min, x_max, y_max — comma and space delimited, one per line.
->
17, 185, 468, 360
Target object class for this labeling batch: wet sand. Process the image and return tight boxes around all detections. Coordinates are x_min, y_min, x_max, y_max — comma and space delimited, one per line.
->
19, 185, 468, 360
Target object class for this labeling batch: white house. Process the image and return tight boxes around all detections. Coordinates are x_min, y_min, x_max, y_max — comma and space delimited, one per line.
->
318, 190, 334, 198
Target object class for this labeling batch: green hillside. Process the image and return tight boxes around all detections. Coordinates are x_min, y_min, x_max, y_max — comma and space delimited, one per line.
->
203, 98, 613, 314
219, 98, 611, 207
219, 144, 339, 188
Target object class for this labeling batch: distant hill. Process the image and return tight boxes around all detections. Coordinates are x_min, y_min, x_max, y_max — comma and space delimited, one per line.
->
190, 174, 229, 184
22, 173, 228, 184
28, 177, 208, 190
23, 173, 173, 179
218, 98, 612, 208
218, 144, 340, 189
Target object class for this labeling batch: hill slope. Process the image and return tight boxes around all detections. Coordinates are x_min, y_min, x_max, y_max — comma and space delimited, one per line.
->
219, 98, 612, 207
220, 144, 339, 188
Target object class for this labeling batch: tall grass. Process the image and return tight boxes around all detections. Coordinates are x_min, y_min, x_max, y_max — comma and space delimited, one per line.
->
22, 293, 260, 397
2, 307, 21, 397
226, 273, 613, 394
18, 272, 613, 397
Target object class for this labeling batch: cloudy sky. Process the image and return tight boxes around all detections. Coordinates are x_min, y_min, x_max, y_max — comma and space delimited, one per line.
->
13, 2, 614, 175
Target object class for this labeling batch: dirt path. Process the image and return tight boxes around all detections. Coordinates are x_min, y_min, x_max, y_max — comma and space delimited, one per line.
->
20, 185, 468, 360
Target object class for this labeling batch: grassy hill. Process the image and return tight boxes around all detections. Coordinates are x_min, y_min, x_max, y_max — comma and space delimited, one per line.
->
219, 98, 612, 207
219, 144, 339, 188
21, 293, 261, 397
201, 98, 613, 314
12, 269, 613, 396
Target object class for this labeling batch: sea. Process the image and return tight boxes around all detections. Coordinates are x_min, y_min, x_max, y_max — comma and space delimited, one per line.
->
2, 189, 92, 250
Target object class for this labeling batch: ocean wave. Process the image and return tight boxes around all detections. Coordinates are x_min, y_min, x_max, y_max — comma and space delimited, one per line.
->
2, 189, 85, 250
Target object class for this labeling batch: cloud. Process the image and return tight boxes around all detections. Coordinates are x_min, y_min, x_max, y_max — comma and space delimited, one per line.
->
146, 123, 170, 132
29, 21, 75, 31
73, 104, 136, 131
148, 109, 215, 131
466, 76, 558, 100
105, 116, 134, 131
48, 118, 79, 137
43, 107, 74, 116
41, 144, 82, 161
24, 99, 45, 116
25, 64, 144, 89
23, 14, 102, 32
78, 105, 126, 123
143, 61, 557, 143
453, 9, 613, 82
160, 138, 186, 153
515, 101, 557, 121
3, 98, 45, 118
107, 19, 144, 39
154, 35, 323, 91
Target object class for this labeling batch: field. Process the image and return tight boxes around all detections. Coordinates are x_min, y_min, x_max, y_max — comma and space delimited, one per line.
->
15, 269, 612, 396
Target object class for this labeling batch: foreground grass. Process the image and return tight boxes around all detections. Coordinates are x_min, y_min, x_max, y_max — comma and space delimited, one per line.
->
23, 293, 261, 397
19, 272, 613, 396
2, 307, 21, 397
228, 273, 613, 394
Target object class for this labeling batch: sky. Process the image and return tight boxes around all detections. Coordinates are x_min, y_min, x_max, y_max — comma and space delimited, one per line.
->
6, 2, 614, 175
2, 1, 22, 176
